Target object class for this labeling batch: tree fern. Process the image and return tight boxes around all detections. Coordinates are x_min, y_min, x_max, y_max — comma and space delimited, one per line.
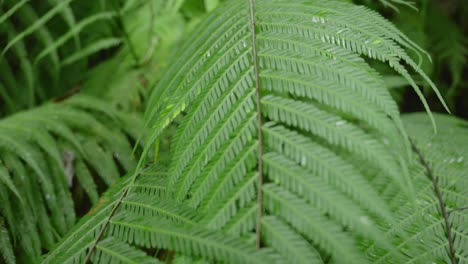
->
41, 0, 467, 263
0, 96, 141, 263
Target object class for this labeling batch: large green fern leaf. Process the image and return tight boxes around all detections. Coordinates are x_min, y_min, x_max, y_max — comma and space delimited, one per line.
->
41, 1, 467, 263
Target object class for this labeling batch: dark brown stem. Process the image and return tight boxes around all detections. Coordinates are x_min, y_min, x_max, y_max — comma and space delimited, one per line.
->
247, 0, 264, 250
83, 165, 151, 263
410, 138, 457, 264
52, 86, 80, 103
83, 188, 129, 263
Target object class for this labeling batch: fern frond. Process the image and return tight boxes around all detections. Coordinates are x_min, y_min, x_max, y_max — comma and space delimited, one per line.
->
1, 0, 182, 114
44, 1, 465, 263
0, 96, 141, 262
136, 0, 445, 262
368, 113, 468, 263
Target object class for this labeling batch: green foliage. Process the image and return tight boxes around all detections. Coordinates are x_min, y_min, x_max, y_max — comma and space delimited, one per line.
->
0, 0, 466, 263
370, 113, 468, 263
0, 0, 118, 114
0, 96, 141, 263
0, 0, 187, 116
38, 1, 467, 263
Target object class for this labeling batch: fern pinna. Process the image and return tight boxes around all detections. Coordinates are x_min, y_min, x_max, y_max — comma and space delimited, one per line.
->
39, 0, 468, 263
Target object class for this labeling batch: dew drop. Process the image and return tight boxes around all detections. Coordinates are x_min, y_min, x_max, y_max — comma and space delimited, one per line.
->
242, 40, 247, 48
360, 216, 370, 225
300, 156, 307, 166
457, 156, 464, 163
335, 120, 346, 127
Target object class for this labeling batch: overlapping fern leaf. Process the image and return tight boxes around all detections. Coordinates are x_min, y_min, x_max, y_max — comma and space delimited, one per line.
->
0, 95, 142, 263
367, 113, 468, 263
41, 0, 466, 263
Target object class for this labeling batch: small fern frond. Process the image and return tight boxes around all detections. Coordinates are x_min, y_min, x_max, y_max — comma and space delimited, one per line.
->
368, 113, 468, 263
0, 96, 141, 262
